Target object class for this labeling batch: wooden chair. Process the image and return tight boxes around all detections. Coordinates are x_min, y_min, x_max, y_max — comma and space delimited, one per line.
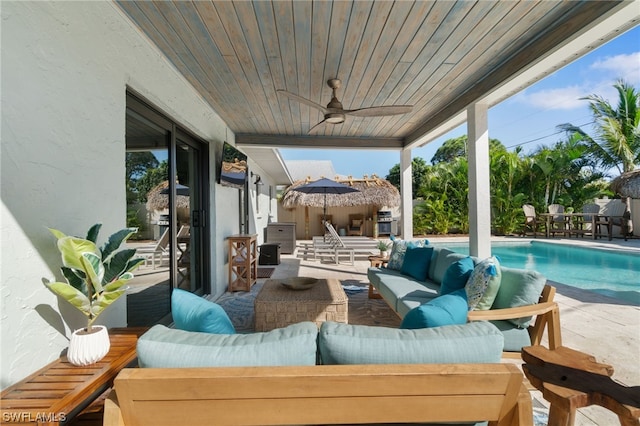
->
347, 213, 365, 236
522, 204, 544, 237
594, 199, 628, 240
105, 363, 533, 426
468, 284, 562, 358
547, 204, 569, 237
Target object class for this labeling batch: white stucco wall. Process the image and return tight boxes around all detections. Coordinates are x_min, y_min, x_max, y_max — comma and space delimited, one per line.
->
1, 1, 235, 388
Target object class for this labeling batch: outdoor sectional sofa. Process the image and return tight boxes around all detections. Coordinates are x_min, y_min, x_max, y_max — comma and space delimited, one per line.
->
367, 244, 562, 354
105, 320, 533, 425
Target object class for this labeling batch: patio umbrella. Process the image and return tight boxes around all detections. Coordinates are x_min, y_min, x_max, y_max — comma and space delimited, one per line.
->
160, 183, 190, 196
290, 178, 360, 224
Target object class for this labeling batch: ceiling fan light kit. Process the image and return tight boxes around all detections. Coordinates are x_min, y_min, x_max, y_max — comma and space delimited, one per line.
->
278, 78, 413, 133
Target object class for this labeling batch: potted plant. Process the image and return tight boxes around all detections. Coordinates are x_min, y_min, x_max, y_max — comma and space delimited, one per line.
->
46, 224, 144, 366
377, 240, 391, 258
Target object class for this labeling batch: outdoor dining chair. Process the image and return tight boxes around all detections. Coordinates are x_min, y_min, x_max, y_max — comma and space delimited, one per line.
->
548, 204, 569, 237
522, 204, 544, 237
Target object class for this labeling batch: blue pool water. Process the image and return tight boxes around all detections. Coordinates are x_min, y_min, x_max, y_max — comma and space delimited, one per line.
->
437, 241, 640, 304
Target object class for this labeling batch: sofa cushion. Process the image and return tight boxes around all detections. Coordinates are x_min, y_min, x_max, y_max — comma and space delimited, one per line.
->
492, 266, 546, 328
386, 237, 428, 270
400, 246, 433, 281
368, 267, 439, 312
137, 322, 319, 368
431, 249, 469, 285
440, 256, 475, 295
171, 288, 236, 334
490, 320, 532, 351
465, 256, 501, 311
400, 289, 468, 329
318, 321, 503, 365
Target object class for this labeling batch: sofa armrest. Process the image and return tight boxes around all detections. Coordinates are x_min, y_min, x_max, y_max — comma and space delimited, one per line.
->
468, 301, 562, 351
467, 301, 558, 321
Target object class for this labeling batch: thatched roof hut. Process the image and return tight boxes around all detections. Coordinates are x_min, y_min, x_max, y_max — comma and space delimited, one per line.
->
611, 169, 640, 199
282, 175, 400, 208
146, 181, 190, 211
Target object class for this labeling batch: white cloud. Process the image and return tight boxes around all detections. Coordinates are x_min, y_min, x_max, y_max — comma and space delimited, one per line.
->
590, 52, 640, 84
515, 86, 588, 110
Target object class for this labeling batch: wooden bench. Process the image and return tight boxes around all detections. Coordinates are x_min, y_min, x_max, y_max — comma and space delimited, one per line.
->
104, 363, 533, 426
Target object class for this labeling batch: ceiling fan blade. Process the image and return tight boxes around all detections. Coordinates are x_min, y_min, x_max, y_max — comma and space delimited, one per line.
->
308, 119, 328, 134
277, 90, 327, 113
345, 105, 413, 117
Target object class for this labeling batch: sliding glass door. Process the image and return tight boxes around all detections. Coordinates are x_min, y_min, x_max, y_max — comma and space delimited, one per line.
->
125, 92, 209, 326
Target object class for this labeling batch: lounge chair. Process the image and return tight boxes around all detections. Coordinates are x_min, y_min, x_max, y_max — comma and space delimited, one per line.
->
313, 222, 377, 264
137, 228, 170, 268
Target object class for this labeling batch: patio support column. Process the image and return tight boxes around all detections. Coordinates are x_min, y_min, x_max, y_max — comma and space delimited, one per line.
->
400, 148, 413, 239
467, 103, 491, 258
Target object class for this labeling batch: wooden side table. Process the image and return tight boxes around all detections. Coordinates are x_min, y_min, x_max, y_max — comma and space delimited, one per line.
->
522, 345, 640, 426
227, 234, 258, 292
0, 327, 146, 425
367, 255, 388, 299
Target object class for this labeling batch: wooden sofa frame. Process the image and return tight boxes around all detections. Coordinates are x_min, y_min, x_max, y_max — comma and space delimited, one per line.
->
104, 363, 533, 426
468, 284, 562, 358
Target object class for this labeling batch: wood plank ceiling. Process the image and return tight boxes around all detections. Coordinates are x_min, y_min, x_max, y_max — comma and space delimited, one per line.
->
116, 1, 633, 149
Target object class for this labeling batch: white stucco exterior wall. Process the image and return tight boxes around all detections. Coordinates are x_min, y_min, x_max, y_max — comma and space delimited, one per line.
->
1, 2, 234, 388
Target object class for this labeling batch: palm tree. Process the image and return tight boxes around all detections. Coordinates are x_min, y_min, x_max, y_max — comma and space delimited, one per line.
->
559, 80, 640, 175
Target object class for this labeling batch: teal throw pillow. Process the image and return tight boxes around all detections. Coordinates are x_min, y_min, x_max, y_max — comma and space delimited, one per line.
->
440, 256, 475, 295
465, 256, 502, 311
400, 246, 433, 281
171, 288, 236, 334
400, 289, 468, 329
387, 238, 429, 270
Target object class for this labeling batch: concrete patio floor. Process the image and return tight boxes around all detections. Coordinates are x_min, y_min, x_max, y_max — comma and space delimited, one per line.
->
279, 236, 639, 426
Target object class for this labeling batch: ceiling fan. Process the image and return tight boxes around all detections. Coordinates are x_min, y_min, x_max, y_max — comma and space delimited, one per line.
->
277, 78, 413, 133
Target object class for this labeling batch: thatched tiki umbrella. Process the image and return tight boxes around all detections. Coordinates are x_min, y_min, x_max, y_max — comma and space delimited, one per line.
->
146, 181, 191, 228
282, 175, 401, 238
282, 175, 400, 208
611, 169, 640, 199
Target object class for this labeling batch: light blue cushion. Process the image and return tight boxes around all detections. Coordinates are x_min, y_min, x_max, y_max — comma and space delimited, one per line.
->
492, 267, 547, 328
137, 323, 319, 368
400, 246, 433, 281
171, 288, 236, 334
465, 256, 502, 311
440, 256, 475, 295
490, 320, 533, 351
318, 321, 503, 365
400, 289, 468, 329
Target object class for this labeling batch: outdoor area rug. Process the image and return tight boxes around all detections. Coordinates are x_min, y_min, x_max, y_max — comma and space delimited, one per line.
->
257, 267, 275, 278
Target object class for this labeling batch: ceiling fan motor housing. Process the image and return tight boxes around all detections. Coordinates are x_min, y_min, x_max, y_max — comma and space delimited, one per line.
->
325, 112, 345, 124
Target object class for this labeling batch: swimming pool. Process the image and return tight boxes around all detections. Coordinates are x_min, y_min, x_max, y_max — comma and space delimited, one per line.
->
436, 241, 640, 304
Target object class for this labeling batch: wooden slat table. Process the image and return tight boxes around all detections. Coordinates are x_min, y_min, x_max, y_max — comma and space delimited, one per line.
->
1, 328, 146, 425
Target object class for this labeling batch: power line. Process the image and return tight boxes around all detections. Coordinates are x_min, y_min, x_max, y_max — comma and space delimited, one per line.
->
506, 121, 595, 149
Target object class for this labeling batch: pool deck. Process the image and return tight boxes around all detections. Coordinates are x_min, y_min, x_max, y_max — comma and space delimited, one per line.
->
288, 235, 639, 426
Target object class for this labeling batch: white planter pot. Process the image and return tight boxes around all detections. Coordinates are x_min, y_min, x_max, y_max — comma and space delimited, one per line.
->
67, 325, 110, 366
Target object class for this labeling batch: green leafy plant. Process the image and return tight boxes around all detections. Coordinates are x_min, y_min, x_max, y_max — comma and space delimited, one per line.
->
377, 240, 391, 251
47, 224, 144, 332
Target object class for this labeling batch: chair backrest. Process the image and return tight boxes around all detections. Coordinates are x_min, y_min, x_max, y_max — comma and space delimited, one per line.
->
581, 203, 600, 221
108, 364, 530, 426
522, 204, 536, 220
548, 204, 565, 222
149, 228, 170, 252
601, 199, 627, 217
324, 221, 346, 247
177, 225, 190, 238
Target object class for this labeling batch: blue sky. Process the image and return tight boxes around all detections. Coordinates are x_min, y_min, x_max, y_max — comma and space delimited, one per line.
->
280, 26, 640, 179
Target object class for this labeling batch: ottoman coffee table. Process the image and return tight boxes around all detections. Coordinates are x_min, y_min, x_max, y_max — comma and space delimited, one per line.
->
254, 278, 348, 331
